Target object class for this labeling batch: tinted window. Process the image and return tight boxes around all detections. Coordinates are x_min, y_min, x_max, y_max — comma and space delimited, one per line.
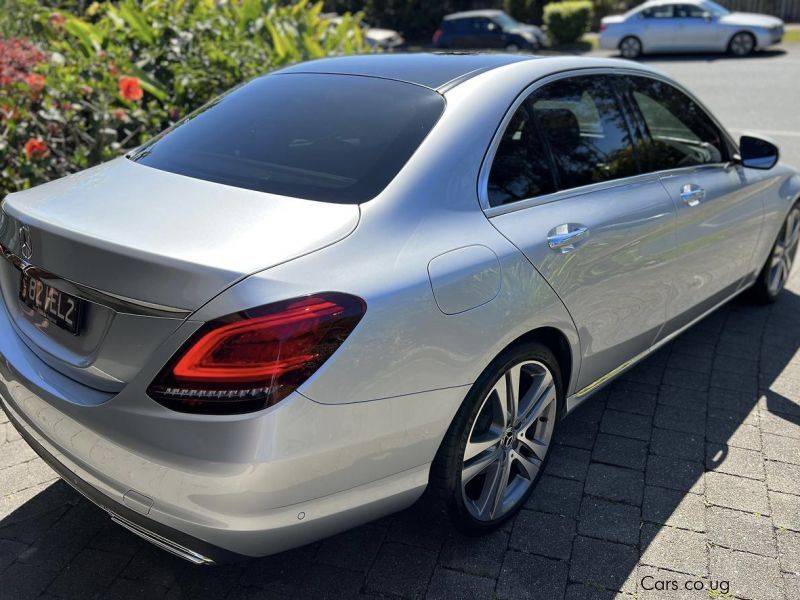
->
675, 4, 706, 16
627, 76, 725, 171
446, 18, 472, 33
642, 5, 674, 17
128, 74, 444, 204
487, 105, 556, 206
530, 76, 638, 191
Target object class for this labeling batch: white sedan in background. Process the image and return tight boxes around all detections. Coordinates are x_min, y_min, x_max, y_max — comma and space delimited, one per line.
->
600, 0, 784, 58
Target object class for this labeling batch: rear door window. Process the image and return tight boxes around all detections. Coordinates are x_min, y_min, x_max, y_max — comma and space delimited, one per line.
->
128, 74, 444, 204
529, 76, 639, 191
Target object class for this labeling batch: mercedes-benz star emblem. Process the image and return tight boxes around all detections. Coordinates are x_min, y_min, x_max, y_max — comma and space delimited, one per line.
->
19, 225, 33, 261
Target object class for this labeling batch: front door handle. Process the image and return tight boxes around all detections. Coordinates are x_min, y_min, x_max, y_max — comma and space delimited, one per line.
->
681, 183, 705, 207
548, 224, 589, 253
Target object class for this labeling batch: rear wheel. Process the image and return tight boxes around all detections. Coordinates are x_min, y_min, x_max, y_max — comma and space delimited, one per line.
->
428, 342, 561, 534
619, 36, 642, 59
752, 204, 800, 302
728, 32, 755, 56
505, 43, 521, 52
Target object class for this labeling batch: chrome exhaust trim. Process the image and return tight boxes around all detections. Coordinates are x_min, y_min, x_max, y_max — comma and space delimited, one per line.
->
109, 513, 215, 565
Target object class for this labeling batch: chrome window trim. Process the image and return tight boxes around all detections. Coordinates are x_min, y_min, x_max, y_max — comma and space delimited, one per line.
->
477, 66, 739, 215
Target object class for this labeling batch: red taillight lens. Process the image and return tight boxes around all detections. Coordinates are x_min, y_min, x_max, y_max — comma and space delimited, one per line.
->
433, 29, 442, 44
599, 23, 607, 32
148, 292, 366, 414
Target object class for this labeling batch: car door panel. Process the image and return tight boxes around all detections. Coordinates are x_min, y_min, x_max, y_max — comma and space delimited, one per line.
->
484, 74, 677, 392
491, 179, 676, 389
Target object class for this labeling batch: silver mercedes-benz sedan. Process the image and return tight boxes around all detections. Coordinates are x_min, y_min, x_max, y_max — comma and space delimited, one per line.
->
599, 0, 785, 58
1, 53, 798, 564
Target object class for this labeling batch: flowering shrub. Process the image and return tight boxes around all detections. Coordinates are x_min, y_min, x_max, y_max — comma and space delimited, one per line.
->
0, 0, 369, 198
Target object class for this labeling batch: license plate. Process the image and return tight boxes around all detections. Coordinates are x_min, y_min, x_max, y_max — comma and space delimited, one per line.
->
19, 272, 83, 335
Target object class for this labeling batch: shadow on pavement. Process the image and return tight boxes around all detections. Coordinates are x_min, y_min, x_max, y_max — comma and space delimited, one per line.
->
1, 288, 799, 599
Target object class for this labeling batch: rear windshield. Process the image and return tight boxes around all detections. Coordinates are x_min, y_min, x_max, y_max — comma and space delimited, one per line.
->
128, 73, 445, 204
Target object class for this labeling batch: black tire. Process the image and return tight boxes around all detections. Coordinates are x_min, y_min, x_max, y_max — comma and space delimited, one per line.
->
427, 341, 563, 535
505, 43, 521, 52
619, 36, 642, 59
728, 31, 756, 56
750, 202, 800, 303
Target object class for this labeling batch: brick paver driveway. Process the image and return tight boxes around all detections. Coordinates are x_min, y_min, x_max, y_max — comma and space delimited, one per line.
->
3, 48, 800, 600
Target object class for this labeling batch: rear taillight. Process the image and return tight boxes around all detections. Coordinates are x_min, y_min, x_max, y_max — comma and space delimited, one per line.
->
147, 292, 366, 414
599, 23, 607, 32
433, 29, 442, 44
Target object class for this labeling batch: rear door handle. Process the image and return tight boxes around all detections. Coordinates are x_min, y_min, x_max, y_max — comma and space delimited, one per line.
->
680, 183, 705, 207
547, 225, 589, 253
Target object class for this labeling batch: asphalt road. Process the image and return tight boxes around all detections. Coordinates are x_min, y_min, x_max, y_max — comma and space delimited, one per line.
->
592, 44, 800, 167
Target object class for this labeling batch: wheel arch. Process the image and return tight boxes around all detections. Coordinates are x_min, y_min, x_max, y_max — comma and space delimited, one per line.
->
727, 30, 756, 51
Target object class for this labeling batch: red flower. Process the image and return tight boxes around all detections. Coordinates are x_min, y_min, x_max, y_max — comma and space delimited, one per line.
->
112, 108, 127, 121
118, 76, 143, 101
25, 73, 45, 92
24, 138, 49, 160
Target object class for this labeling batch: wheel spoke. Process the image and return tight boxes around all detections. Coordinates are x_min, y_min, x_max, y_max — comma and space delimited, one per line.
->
490, 376, 511, 430
462, 447, 502, 486
517, 433, 549, 462
464, 430, 503, 462
488, 453, 512, 519
506, 364, 524, 425
512, 450, 542, 482
517, 372, 555, 431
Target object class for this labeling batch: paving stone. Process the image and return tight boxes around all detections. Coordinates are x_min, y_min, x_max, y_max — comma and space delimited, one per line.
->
759, 410, 800, 439
657, 386, 708, 411
607, 388, 657, 416
708, 402, 759, 426
649, 428, 704, 463
544, 446, 591, 482
777, 529, 800, 573
569, 536, 638, 593
426, 567, 495, 600
438, 528, 508, 579
600, 410, 652, 442
0, 537, 28, 573
642, 485, 705, 532
645, 455, 704, 494
168, 562, 244, 600
707, 387, 759, 414
706, 506, 776, 557
765, 460, 800, 495
592, 433, 648, 471
497, 551, 568, 600
706, 418, 761, 450
620, 363, 664, 387
239, 545, 316, 596
387, 504, 446, 551
640, 523, 707, 576
759, 389, 800, 419
510, 510, 575, 560
661, 368, 708, 392
762, 432, 800, 465
784, 574, 800, 600
577, 496, 640, 546
653, 404, 705, 436
667, 352, 713, 375
315, 523, 385, 572
120, 543, 187, 588
710, 368, 758, 395
570, 398, 608, 424
45, 547, 130, 599
709, 546, 783, 600
525, 474, 583, 517
705, 472, 770, 515
0, 562, 59, 600
104, 578, 169, 600
554, 417, 598, 450
365, 542, 437, 599
705, 443, 766, 480
0, 440, 38, 470
714, 352, 758, 376
585, 463, 644, 506
564, 583, 632, 600
300, 563, 365, 599
0, 504, 69, 545
1, 459, 58, 496
769, 491, 800, 531
671, 338, 715, 359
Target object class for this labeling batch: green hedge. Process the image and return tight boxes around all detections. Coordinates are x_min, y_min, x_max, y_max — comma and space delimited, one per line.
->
0, 0, 368, 198
543, 1, 593, 44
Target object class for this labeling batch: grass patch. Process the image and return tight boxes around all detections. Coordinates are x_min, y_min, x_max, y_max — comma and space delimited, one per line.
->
783, 28, 800, 44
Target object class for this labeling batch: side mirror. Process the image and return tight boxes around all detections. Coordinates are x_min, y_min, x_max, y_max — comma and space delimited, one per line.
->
739, 135, 779, 170
703, 12, 713, 21
487, 22, 497, 31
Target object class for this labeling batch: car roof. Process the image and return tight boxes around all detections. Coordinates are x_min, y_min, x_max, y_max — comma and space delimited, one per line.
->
277, 52, 539, 90
443, 10, 506, 20
638, 0, 705, 5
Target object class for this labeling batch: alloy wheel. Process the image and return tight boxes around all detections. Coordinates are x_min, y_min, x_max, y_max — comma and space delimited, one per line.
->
730, 32, 754, 56
460, 360, 557, 521
768, 206, 800, 296
620, 37, 641, 59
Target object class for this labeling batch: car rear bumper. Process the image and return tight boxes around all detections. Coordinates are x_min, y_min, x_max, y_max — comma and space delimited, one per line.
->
0, 297, 465, 559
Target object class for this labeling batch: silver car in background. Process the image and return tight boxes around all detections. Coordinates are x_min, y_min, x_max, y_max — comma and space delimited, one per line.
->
600, 0, 785, 58
1, 54, 799, 564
